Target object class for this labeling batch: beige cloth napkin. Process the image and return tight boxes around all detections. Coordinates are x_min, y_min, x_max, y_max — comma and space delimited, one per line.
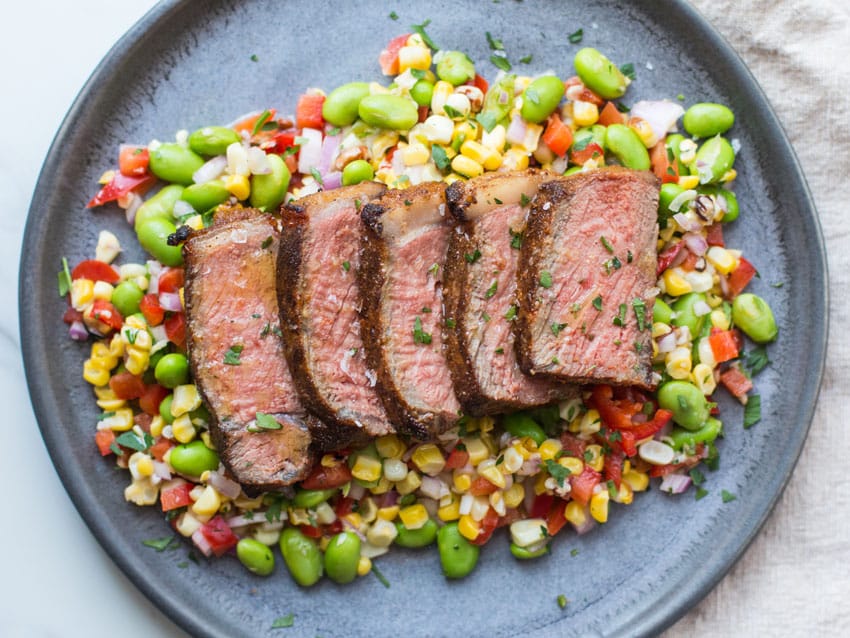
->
666, 1, 850, 635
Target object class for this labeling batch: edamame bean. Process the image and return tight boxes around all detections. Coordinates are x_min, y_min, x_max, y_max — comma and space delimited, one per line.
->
732, 293, 778, 343
342, 159, 374, 186
181, 181, 230, 212
324, 531, 361, 584
279, 528, 323, 587
694, 135, 735, 184
510, 543, 550, 560
657, 381, 710, 431
111, 280, 144, 317
250, 153, 290, 210
137, 218, 183, 266
160, 394, 175, 423
605, 124, 650, 170
564, 166, 584, 176
672, 292, 708, 337
292, 487, 338, 509
574, 47, 630, 99
410, 80, 435, 107
520, 75, 565, 124
698, 185, 739, 223
236, 538, 275, 576
437, 522, 480, 579
169, 440, 220, 477
653, 299, 673, 324
395, 519, 438, 548
358, 94, 419, 131
503, 413, 547, 445
148, 143, 205, 185
134, 185, 185, 231
188, 126, 241, 157
155, 353, 190, 388
668, 417, 722, 451
436, 51, 475, 86
683, 103, 735, 138
659, 183, 685, 216
322, 82, 371, 126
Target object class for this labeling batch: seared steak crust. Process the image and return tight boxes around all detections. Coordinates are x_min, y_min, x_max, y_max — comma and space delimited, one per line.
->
184, 209, 315, 490
277, 183, 389, 450
359, 182, 461, 439
515, 168, 660, 388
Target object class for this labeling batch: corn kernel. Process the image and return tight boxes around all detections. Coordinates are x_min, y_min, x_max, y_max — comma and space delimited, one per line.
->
430, 80, 455, 116
564, 501, 588, 528
369, 477, 392, 495
590, 489, 610, 523
83, 360, 110, 387
721, 168, 737, 183
458, 514, 481, 541
521, 436, 539, 454
402, 142, 430, 166
224, 174, 250, 200
175, 510, 203, 537
579, 408, 602, 436
692, 362, 717, 395
501, 446, 524, 473
395, 470, 421, 495
200, 431, 215, 450
357, 556, 372, 577
411, 443, 445, 475
478, 463, 506, 489
383, 458, 408, 482
501, 147, 530, 171
706, 246, 737, 275
98, 407, 134, 432
351, 455, 383, 483
252, 524, 282, 546
559, 456, 584, 476
375, 434, 406, 459
534, 471, 550, 495
371, 131, 400, 160
481, 124, 506, 152
477, 416, 495, 433
537, 438, 563, 461
585, 444, 604, 472
124, 477, 159, 506
628, 116, 656, 147
288, 507, 310, 525
71, 278, 94, 311
420, 116, 454, 145
613, 482, 634, 505
377, 505, 400, 521
92, 280, 114, 301
443, 173, 464, 185
367, 518, 399, 546
148, 415, 165, 438
123, 346, 149, 376
460, 140, 501, 171
398, 45, 432, 73
134, 453, 154, 478
399, 504, 428, 530
511, 442, 531, 461
453, 471, 472, 493
171, 384, 201, 416
678, 174, 700, 189
663, 269, 693, 296
503, 482, 525, 509
438, 497, 461, 521
171, 414, 196, 443
572, 101, 599, 127
95, 230, 121, 263
462, 437, 490, 466
450, 154, 483, 179
666, 346, 693, 380
192, 485, 222, 518
710, 309, 731, 332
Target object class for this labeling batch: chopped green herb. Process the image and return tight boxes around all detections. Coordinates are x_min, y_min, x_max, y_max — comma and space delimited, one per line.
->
544, 459, 571, 487
116, 431, 154, 453
310, 167, 324, 187
261, 235, 273, 249
689, 468, 705, 486
389, 10, 399, 20
443, 104, 463, 119
57, 257, 72, 297
771, 281, 784, 288
743, 394, 761, 429
445, 317, 456, 328
428, 263, 440, 277
421, 306, 432, 313
481, 311, 491, 322
404, 199, 412, 206
485, 280, 498, 298
721, 490, 736, 503
410, 69, 426, 80
583, 449, 593, 462
475, 111, 498, 133
570, 302, 581, 314
142, 536, 177, 552
745, 347, 770, 376
604, 256, 622, 273
465, 249, 482, 263
510, 229, 523, 249
485, 31, 504, 50
126, 328, 138, 345
600, 236, 614, 253
251, 313, 261, 319
251, 109, 273, 136
255, 412, 283, 430
551, 322, 567, 336
411, 19, 439, 50
259, 323, 271, 338
557, 594, 568, 608
109, 442, 123, 456
494, 347, 504, 354
271, 614, 295, 629
695, 487, 709, 500
504, 305, 517, 321
519, 54, 533, 64
592, 295, 603, 311
250, 54, 259, 62
371, 564, 391, 588
551, 356, 560, 364
632, 298, 647, 331
627, 250, 633, 263
413, 316, 432, 345
354, 198, 362, 211
342, 260, 350, 272
613, 303, 627, 327
490, 53, 512, 72
327, 126, 341, 136
568, 28, 583, 44
539, 271, 553, 288
520, 193, 531, 206
223, 344, 244, 365
572, 136, 591, 152
615, 101, 631, 113
619, 62, 636, 80
607, 479, 618, 498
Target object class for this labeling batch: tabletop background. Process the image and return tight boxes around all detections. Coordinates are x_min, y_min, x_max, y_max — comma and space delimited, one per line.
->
3, 1, 847, 636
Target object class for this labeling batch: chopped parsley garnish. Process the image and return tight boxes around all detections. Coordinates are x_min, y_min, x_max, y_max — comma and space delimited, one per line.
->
613, 303, 627, 327
481, 311, 491, 322
745, 347, 770, 376
627, 250, 633, 263
539, 271, 553, 288
494, 347, 504, 354
485, 280, 498, 298
485, 31, 504, 51
689, 468, 705, 486
251, 313, 261, 319
421, 306, 432, 313
223, 344, 244, 365
632, 298, 647, 331
619, 62, 636, 80
142, 536, 178, 552
445, 317, 456, 328
615, 101, 631, 113
354, 198, 362, 211
371, 564, 391, 588
520, 193, 531, 206
504, 305, 517, 321
389, 10, 399, 20
465, 249, 482, 263
310, 167, 324, 186
603, 256, 622, 273
557, 594, 568, 609
592, 295, 603, 311
519, 54, 533, 64
57, 257, 72, 297
490, 53, 512, 72
411, 19, 439, 50
568, 28, 584, 44
261, 235, 273, 249
443, 104, 463, 119
116, 431, 154, 453
342, 260, 350, 272
600, 236, 614, 253
413, 316, 432, 345
510, 229, 523, 249
695, 487, 709, 500
271, 613, 295, 629
551, 356, 560, 364
476, 111, 498, 132
250, 54, 259, 62
428, 263, 440, 277
551, 322, 567, 336
544, 459, 571, 487
109, 442, 123, 456
743, 394, 761, 429
126, 328, 138, 345
607, 479, 618, 498
255, 412, 283, 430
251, 109, 273, 136
721, 490, 737, 503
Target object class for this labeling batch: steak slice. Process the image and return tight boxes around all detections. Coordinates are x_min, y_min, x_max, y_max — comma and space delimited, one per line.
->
277, 182, 391, 449
515, 168, 660, 388
184, 209, 315, 490
359, 182, 461, 439
444, 170, 576, 415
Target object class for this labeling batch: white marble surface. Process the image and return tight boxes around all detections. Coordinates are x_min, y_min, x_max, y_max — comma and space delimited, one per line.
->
4, 2, 847, 637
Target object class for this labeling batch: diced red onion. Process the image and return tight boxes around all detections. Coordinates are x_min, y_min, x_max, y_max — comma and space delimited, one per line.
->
208, 470, 241, 500
551, 155, 569, 174
693, 300, 712, 317
172, 199, 195, 218
572, 515, 596, 535
669, 189, 697, 213
419, 497, 439, 519
321, 171, 342, 191
318, 134, 341, 175
506, 114, 528, 145
375, 490, 399, 508
150, 324, 168, 345
191, 528, 214, 557
297, 128, 323, 175
629, 100, 685, 146
153, 461, 172, 481
659, 473, 692, 494
158, 292, 183, 312
518, 456, 541, 476
342, 519, 367, 541
670, 246, 689, 269
147, 261, 162, 294
672, 212, 703, 233
192, 155, 227, 184
225, 514, 259, 528
683, 232, 708, 256
656, 330, 677, 353
69, 321, 88, 341
347, 481, 365, 501
247, 146, 272, 175
124, 192, 143, 225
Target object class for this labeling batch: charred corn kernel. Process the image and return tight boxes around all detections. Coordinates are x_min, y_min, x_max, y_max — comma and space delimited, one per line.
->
453, 471, 472, 493
706, 246, 737, 275
666, 346, 693, 380
431, 80, 455, 115
175, 510, 202, 537
371, 131, 400, 160
521, 436, 539, 454
629, 117, 656, 147
377, 505, 400, 521
411, 443, 445, 475
342, 512, 363, 530
451, 154, 484, 178
458, 514, 481, 541
501, 147, 530, 171
383, 458, 408, 482
370, 477, 393, 496
564, 501, 588, 528
573, 101, 599, 127
692, 363, 717, 394
663, 269, 693, 296
463, 437, 490, 465
652, 322, 672, 339
678, 174, 700, 189
171, 414, 197, 443
590, 489, 610, 523
395, 470, 421, 495
124, 477, 159, 506
367, 518, 398, 547
478, 463, 506, 489
148, 415, 164, 438
224, 174, 250, 200
534, 471, 550, 495
585, 444, 604, 472
481, 124, 506, 152
613, 482, 634, 505
171, 384, 201, 416
399, 504, 428, 530
443, 173, 463, 185
438, 497, 461, 522
398, 45, 432, 72
375, 434, 406, 459
579, 408, 602, 436
501, 446, 524, 473
503, 482, 525, 509
401, 142, 430, 166
97, 407, 134, 432
192, 485, 221, 518
123, 347, 149, 376
622, 468, 649, 492
558, 456, 584, 476
351, 455, 383, 483
459, 140, 500, 171
537, 438, 563, 461
93, 280, 114, 301
71, 279, 94, 311
357, 556, 372, 577
721, 168, 737, 183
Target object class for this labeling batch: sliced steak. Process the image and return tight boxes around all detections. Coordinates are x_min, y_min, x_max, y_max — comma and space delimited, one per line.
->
444, 170, 576, 415
515, 168, 660, 388
184, 209, 315, 490
359, 182, 461, 439
277, 182, 391, 449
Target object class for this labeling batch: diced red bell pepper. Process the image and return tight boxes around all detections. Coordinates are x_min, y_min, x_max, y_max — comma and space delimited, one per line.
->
199, 516, 239, 557
164, 311, 186, 348
657, 241, 686, 276
546, 499, 569, 537
626, 409, 673, 442
679, 251, 700, 272
603, 449, 625, 490
444, 446, 470, 470
726, 257, 757, 299
709, 329, 741, 363
272, 128, 299, 154
86, 172, 156, 208
71, 259, 120, 284
559, 432, 587, 459
149, 437, 173, 462
418, 104, 430, 123
95, 430, 116, 456
91, 299, 124, 332
470, 508, 500, 546
720, 366, 753, 402
233, 109, 277, 134
542, 113, 573, 157
296, 94, 325, 130
138, 383, 169, 416
118, 145, 150, 177
569, 141, 604, 166
158, 267, 185, 293
160, 481, 193, 511
469, 476, 500, 496
563, 76, 604, 106
650, 140, 679, 184
300, 462, 352, 490
139, 293, 165, 326
378, 34, 410, 75
109, 371, 146, 400
299, 524, 323, 539
335, 496, 355, 518
471, 73, 489, 94
598, 101, 625, 126
569, 467, 601, 507
649, 446, 705, 477
590, 385, 641, 430
63, 307, 83, 324
530, 493, 554, 519
706, 223, 725, 247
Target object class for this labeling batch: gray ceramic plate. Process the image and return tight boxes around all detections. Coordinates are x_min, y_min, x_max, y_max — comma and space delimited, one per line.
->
20, 1, 827, 636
